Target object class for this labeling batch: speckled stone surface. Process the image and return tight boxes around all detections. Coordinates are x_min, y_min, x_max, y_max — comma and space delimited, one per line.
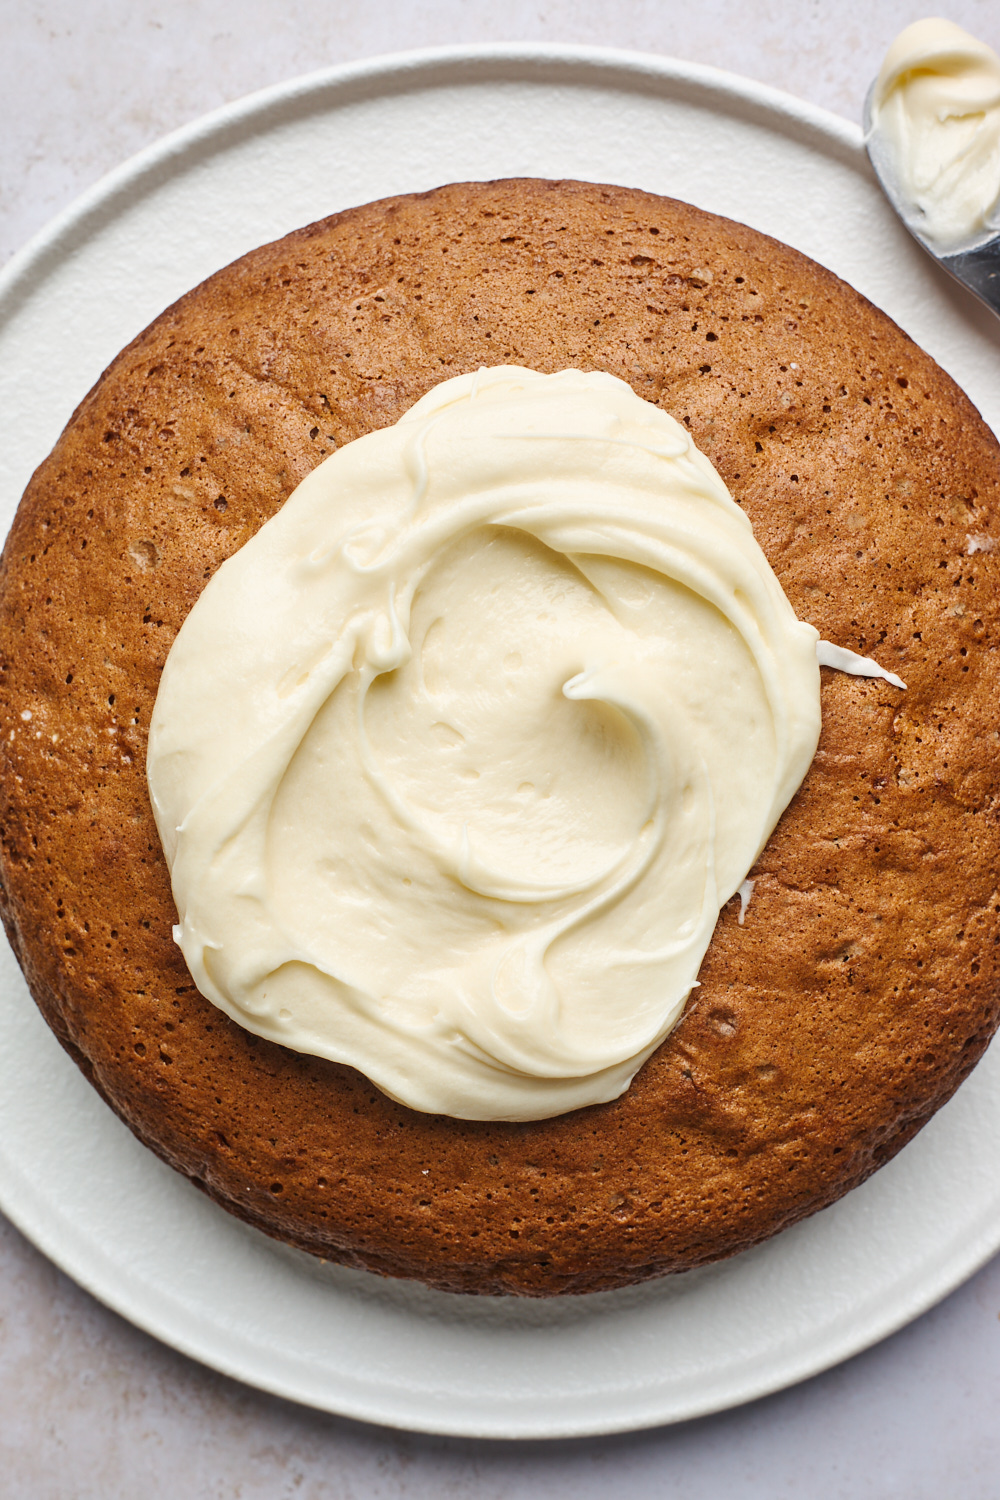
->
3, 2, 1000, 1495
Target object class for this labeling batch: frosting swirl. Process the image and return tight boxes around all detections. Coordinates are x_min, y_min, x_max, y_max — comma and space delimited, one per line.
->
148, 368, 821, 1120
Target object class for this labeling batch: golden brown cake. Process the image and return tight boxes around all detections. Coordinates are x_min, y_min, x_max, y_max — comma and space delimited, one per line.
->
1, 178, 999, 1295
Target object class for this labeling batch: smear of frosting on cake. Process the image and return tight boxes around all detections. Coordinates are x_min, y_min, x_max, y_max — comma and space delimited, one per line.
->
816, 639, 906, 690
148, 367, 901, 1121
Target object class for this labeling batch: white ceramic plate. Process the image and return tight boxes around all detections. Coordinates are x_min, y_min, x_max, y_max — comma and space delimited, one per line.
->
2, 45, 1000, 1442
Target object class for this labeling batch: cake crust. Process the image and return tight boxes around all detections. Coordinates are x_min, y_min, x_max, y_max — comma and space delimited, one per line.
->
2, 178, 999, 1295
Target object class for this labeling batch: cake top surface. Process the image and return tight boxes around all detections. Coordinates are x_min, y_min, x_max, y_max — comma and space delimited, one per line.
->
1, 178, 998, 1295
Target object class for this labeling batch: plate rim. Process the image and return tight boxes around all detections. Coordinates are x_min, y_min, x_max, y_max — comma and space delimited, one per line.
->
0, 41, 862, 320
2, 41, 998, 1441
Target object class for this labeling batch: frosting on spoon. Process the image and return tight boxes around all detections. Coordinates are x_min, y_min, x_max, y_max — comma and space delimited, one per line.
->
869, 18, 1000, 250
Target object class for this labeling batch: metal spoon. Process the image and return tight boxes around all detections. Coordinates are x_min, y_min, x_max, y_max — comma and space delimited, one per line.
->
863, 80, 1000, 318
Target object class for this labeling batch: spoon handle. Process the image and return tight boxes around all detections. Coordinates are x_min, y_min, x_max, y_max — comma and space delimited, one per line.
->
941, 238, 1000, 318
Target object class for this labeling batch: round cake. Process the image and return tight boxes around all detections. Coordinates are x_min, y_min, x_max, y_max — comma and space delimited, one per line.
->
1, 178, 999, 1296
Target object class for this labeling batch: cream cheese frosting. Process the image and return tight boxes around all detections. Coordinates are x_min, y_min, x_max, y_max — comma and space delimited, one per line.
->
869, 18, 1000, 250
148, 367, 825, 1121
